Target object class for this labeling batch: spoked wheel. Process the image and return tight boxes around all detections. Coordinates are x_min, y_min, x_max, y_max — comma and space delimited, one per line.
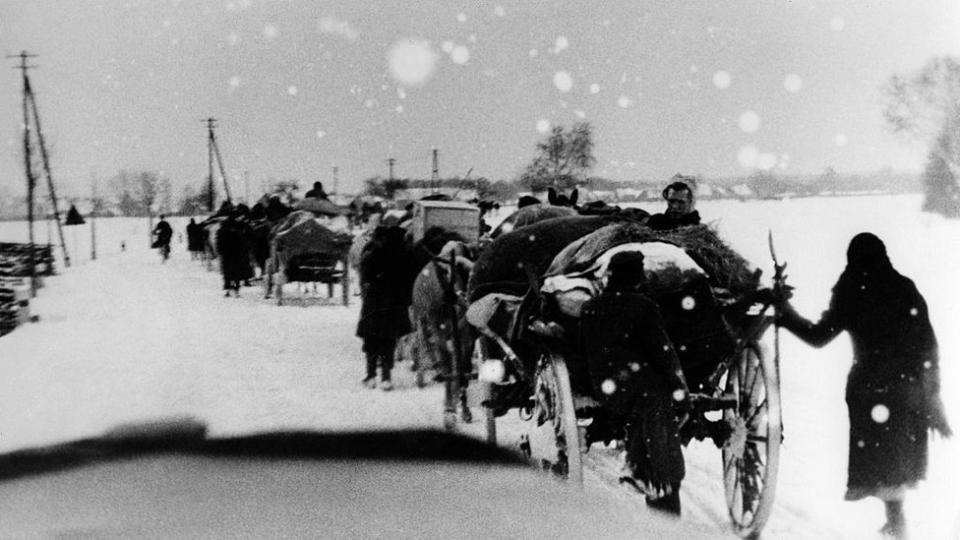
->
721, 342, 781, 539
442, 337, 472, 431
471, 337, 499, 445
523, 352, 583, 485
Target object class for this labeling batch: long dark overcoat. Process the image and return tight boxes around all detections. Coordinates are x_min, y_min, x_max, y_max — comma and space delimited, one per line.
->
356, 226, 415, 341
781, 234, 945, 498
216, 218, 254, 283
580, 289, 688, 488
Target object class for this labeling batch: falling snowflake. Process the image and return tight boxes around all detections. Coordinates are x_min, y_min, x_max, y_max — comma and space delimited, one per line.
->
601, 379, 617, 395
457, 13, 467, 23
468, 34, 477, 43
494, 5, 505, 16
553, 71, 573, 93
871, 404, 890, 423
536, 119, 551, 134
617, 96, 633, 108
553, 36, 569, 54
757, 153, 778, 171
856, 440, 865, 448
387, 39, 438, 86
589, 84, 601, 94
784, 74, 803, 93
263, 24, 278, 40
364, 99, 375, 108
574, 109, 586, 119
227, 32, 240, 46
318, 16, 358, 42
629, 362, 640, 372
833, 133, 848, 146
451, 45, 470, 64
529, 49, 539, 58
713, 70, 732, 89
681, 296, 696, 310
672, 389, 686, 402
316, 130, 326, 138
287, 85, 298, 96
738, 145, 760, 168
228, 75, 241, 90
909, 307, 918, 316
441, 41, 454, 53
739, 111, 761, 133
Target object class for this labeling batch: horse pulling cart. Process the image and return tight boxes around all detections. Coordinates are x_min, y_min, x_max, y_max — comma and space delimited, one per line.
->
437, 219, 786, 539
263, 211, 353, 306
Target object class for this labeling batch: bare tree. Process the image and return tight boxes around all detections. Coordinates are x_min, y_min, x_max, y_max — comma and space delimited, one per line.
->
519, 122, 597, 192
884, 56, 960, 216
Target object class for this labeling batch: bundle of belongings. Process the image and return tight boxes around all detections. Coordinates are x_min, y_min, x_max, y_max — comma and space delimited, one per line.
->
540, 222, 759, 391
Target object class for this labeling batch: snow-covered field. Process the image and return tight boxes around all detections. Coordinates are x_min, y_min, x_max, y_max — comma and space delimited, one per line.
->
1, 194, 958, 539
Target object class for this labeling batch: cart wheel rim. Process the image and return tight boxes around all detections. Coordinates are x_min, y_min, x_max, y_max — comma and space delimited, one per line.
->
721, 343, 781, 537
525, 353, 583, 485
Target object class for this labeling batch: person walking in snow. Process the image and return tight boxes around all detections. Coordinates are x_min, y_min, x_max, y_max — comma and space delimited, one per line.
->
215, 210, 254, 297
776, 232, 951, 539
152, 215, 173, 261
579, 251, 690, 516
356, 222, 415, 390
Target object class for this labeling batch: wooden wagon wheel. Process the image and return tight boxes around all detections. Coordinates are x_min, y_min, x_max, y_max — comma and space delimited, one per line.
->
522, 351, 583, 485
471, 336, 499, 445
721, 342, 781, 539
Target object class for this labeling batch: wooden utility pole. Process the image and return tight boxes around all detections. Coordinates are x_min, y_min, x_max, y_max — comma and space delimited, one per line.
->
90, 171, 98, 261
387, 158, 396, 181
332, 165, 339, 202
28, 79, 69, 267
431, 147, 440, 193
9, 51, 71, 270
9, 51, 38, 295
202, 117, 233, 210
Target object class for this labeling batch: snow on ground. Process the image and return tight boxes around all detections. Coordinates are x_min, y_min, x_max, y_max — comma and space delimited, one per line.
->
1, 195, 959, 538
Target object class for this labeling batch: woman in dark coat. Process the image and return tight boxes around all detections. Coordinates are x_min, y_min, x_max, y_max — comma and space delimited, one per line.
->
778, 232, 951, 538
356, 225, 416, 390
579, 251, 690, 515
216, 212, 254, 297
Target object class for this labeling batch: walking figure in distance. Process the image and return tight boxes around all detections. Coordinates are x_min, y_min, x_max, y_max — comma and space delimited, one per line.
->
152, 215, 173, 262
776, 232, 951, 539
356, 220, 415, 391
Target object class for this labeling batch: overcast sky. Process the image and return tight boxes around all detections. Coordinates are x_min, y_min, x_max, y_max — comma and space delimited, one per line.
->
2, 0, 959, 200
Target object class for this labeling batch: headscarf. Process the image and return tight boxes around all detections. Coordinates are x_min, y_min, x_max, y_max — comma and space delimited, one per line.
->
832, 232, 905, 323
605, 251, 647, 292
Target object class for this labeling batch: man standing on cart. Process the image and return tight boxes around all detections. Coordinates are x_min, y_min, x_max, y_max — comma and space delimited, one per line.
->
579, 251, 690, 515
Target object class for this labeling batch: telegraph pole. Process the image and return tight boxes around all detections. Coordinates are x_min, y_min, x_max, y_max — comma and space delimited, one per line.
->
27, 76, 70, 267
332, 165, 339, 203
202, 118, 233, 210
387, 158, 396, 181
9, 51, 38, 295
90, 170, 98, 261
431, 147, 440, 193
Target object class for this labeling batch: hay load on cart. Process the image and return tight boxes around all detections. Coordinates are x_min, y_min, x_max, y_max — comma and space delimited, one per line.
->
264, 211, 353, 305
541, 222, 760, 390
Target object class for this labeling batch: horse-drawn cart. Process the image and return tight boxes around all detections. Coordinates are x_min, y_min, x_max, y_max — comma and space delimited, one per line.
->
440, 219, 785, 539
263, 211, 353, 306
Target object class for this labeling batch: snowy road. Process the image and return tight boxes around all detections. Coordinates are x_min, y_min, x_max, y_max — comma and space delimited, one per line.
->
2, 195, 959, 538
